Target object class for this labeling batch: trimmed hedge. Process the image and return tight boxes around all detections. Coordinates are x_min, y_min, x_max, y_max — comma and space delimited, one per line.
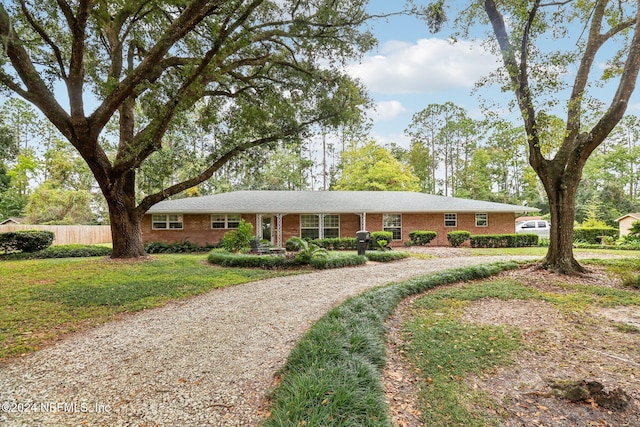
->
573, 227, 618, 244
207, 250, 366, 270
145, 241, 218, 254
207, 251, 294, 269
470, 233, 539, 248
0, 230, 55, 253
447, 230, 470, 247
407, 230, 437, 246
0, 244, 112, 260
365, 250, 410, 262
307, 237, 358, 251
310, 254, 367, 269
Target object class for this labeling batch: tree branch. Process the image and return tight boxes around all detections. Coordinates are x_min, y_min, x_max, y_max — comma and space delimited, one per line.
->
89, 0, 226, 135
18, 0, 68, 81
0, 4, 72, 139
135, 115, 332, 215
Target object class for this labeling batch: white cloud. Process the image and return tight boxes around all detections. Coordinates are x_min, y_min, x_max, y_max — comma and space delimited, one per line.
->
348, 38, 499, 94
369, 100, 406, 120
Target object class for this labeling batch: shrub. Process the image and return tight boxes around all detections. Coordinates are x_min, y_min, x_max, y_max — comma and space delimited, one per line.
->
34, 244, 112, 258
145, 241, 217, 254
627, 221, 640, 239
221, 219, 254, 253
310, 237, 357, 250
207, 249, 366, 270
447, 231, 470, 247
369, 231, 393, 250
470, 233, 538, 248
285, 237, 302, 252
0, 230, 55, 253
309, 253, 367, 269
207, 250, 294, 269
0, 244, 112, 260
573, 227, 618, 244
365, 251, 410, 262
408, 230, 437, 246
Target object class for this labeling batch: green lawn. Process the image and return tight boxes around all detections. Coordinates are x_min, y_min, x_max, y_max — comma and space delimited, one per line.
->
0, 254, 297, 359
463, 246, 640, 257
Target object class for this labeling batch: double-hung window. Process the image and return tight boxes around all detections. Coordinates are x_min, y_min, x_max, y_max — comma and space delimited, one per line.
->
300, 215, 320, 239
475, 213, 488, 227
300, 214, 340, 239
323, 215, 340, 238
152, 214, 183, 230
383, 214, 402, 240
211, 214, 241, 229
444, 213, 457, 227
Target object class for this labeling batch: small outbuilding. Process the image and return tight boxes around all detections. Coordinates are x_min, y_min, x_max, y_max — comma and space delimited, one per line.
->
615, 213, 640, 237
143, 190, 539, 247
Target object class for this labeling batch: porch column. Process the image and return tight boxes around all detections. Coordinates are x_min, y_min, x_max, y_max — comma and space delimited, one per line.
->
359, 212, 367, 230
275, 214, 284, 247
255, 213, 263, 240
318, 214, 325, 239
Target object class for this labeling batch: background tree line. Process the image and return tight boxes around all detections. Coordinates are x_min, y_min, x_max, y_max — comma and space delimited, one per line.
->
2, 96, 639, 228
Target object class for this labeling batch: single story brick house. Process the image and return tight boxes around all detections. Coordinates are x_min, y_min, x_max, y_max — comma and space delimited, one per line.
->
142, 191, 538, 247
143, 190, 539, 247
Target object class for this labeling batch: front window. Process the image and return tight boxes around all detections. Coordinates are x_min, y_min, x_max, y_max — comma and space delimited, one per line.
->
323, 214, 340, 238
300, 214, 340, 239
444, 213, 457, 227
152, 214, 183, 230
475, 213, 488, 227
300, 214, 320, 239
211, 214, 241, 229
383, 214, 402, 240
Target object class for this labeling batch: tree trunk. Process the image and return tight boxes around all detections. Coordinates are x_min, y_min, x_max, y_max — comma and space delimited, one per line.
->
540, 171, 586, 274
104, 170, 146, 259
108, 205, 146, 258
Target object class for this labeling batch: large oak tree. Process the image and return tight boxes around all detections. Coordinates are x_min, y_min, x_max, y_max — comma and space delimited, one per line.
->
422, 0, 640, 273
0, 0, 373, 257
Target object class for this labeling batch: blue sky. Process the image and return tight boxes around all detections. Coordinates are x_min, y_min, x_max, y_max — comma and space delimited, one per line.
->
347, 1, 640, 149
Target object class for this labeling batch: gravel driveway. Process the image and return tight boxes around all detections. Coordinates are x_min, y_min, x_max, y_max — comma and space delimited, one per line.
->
0, 252, 536, 426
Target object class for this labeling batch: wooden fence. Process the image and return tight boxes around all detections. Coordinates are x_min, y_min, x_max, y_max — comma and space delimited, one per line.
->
0, 224, 112, 246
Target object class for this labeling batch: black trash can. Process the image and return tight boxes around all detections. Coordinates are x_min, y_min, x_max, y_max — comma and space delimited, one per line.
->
356, 230, 370, 256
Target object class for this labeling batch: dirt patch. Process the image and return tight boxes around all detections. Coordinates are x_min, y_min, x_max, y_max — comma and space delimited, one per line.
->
385, 266, 640, 427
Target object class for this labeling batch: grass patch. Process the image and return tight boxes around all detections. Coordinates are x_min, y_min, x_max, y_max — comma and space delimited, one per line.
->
465, 247, 549, 257
0, 254, 295, 359
263, 261, 521, 426
464, 246, 640, 258
402, 258, 640, 426
404, 282, 533, 426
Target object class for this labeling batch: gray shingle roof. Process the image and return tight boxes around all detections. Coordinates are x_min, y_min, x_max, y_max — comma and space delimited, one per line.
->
147, 191, 539, 215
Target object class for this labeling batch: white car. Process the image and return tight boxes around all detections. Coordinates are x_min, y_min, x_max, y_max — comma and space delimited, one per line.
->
515, 220, 551, 238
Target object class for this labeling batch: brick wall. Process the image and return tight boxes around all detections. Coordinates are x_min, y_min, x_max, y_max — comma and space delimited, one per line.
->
142, 213, 255, 246
142, 212, 517, 247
